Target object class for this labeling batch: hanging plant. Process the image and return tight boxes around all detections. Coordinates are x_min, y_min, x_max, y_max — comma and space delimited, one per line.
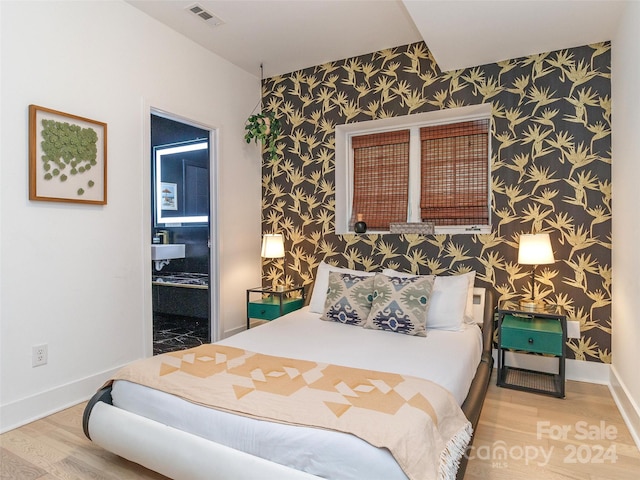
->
244, 111, 281, 162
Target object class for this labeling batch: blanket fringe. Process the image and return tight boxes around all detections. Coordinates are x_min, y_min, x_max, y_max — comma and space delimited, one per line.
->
438, 421, 473, 480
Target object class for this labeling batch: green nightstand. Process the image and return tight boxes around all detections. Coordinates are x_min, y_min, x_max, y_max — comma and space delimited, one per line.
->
246, 286, 305, 329
497, 307, 567, 398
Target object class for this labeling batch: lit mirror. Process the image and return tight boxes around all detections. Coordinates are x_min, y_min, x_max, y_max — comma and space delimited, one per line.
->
154, 141, 209, 225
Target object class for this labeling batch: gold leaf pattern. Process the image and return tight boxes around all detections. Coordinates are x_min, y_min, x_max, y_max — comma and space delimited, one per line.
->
261, 41, 611, 364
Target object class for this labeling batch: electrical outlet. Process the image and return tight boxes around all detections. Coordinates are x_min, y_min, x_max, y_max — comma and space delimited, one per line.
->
32, 344, 48, 367
567, 320, 581, 339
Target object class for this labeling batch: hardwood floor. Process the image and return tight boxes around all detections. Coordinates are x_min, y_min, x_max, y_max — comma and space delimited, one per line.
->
466, 377, 640, 479
0, 403, 168, 480
1, 375, 639, 479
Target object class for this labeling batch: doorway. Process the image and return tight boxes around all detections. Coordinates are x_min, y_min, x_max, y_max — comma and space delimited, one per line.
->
150, 112, 214, 355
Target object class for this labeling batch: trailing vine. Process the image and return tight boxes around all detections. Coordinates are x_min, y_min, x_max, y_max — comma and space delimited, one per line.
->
245, 111, 281, 162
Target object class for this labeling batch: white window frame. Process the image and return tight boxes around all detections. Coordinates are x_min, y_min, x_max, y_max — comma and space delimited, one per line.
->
335, 103, 493, 235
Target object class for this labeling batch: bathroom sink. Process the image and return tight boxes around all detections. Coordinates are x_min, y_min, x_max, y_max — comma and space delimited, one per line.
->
151, 244, 186, 260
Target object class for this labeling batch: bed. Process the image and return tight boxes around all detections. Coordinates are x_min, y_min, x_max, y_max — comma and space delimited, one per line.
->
83, 269, 495, 480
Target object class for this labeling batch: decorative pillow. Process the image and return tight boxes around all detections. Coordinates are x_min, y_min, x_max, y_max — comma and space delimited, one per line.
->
321, 272, 375, 326
363, 274, 434, 336
309, 261, 374, 313
382, 269, 476, 330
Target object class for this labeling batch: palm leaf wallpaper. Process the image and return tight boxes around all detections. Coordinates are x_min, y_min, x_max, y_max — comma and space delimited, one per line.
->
260, 41, 611, 364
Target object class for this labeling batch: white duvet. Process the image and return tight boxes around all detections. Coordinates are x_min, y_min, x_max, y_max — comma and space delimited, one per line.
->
112, 307, 482, 480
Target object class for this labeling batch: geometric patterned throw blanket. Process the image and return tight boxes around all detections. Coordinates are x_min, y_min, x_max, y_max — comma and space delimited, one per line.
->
109, 344, 472, 480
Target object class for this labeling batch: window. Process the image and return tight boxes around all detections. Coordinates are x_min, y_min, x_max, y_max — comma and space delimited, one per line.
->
420, 120, 489, 226
335, 104, 492, 234
350, 130, 410, 230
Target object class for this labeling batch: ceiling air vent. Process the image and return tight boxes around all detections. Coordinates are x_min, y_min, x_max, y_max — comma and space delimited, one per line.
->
186, 3, 225, 27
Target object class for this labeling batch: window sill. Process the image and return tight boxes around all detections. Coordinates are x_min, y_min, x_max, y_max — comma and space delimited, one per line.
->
338, 226, 491, 236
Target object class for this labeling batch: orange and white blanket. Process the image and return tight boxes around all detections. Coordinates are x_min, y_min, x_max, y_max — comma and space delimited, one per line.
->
109, 344, 472, 480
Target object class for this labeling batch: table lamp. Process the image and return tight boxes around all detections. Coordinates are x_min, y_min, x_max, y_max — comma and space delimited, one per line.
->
518, 233, 555, 310
261, 233, 286, 291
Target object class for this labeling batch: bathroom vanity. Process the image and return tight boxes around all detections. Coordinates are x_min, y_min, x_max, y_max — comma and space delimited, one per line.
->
152, 273, 209, 319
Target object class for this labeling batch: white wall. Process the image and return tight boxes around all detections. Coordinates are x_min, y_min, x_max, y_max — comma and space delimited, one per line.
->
0, 0, 261, 431
611, 1, 640, 448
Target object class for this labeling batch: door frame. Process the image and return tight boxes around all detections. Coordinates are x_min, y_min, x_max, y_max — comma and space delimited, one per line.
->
143, 104, 220, 356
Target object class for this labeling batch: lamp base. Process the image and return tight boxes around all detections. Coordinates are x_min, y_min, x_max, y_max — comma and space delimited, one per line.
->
519, 298, 543, 312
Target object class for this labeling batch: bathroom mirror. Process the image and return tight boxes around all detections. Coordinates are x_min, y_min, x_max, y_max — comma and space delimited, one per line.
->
154, 141, 209, 225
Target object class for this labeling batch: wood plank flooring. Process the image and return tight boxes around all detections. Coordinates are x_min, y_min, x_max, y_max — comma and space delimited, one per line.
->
1, 376, 639, 479
0, 403, 168, 480
466, 378, 640, 479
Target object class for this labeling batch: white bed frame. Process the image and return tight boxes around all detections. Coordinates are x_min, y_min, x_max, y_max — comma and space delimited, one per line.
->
84, 287, 494, 480
88, 401, 318, 479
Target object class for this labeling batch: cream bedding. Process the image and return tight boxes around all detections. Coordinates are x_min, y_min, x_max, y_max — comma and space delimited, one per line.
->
219, 306, 483, 405
111, 307, 483, 480
110, 344, 471, 480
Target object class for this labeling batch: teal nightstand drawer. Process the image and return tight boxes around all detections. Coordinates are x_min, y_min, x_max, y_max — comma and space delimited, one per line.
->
501, 315, 563, 356
248, 297, 304, 320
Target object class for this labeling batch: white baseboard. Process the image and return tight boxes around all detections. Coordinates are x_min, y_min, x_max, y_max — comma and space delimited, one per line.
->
609, 365, 640, 451
224, 325, 246, 338
566, 357, 611, 384
491, 350, 640, 452
0, 365, 124, 434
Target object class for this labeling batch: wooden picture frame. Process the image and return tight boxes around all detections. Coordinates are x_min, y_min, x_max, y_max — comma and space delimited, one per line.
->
29, 105, 107, 204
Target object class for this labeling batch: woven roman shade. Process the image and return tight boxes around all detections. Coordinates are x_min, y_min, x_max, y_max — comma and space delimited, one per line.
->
350, 130, 410, 230
420, 120, 489, 226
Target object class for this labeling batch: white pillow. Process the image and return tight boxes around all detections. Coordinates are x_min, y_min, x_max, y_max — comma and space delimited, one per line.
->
429, 274, 470, 331
309, 261, 374, 313
382, 269, 475, 330
461, 271, 476, 324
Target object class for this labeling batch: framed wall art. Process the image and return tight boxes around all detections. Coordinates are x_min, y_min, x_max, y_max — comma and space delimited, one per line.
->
160, 182, 178, 210
29, 104, 107, 204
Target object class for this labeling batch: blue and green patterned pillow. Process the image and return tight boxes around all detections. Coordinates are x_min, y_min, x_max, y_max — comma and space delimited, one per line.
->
321, 272, 375, 326
363, 274, 434, 336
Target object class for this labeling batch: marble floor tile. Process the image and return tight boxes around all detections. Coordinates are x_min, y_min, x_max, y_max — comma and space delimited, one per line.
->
153, 314, 209, 355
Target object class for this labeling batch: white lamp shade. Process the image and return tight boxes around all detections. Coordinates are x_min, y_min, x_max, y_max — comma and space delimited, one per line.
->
518, 233, 555, 265
261, 234, 285, 258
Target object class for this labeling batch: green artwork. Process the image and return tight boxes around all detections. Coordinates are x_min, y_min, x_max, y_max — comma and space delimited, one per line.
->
40, 119, 98, 196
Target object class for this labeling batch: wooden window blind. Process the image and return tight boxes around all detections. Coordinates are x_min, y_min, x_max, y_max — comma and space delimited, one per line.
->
420, 120, 489, 226
351, 130, 410, 230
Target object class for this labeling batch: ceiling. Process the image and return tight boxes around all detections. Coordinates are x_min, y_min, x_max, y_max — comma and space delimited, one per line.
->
127, 0, 627, 78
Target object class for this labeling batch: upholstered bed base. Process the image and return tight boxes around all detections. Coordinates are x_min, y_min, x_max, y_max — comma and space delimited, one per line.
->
457, 288, 495, 478
83, 289, 495, 480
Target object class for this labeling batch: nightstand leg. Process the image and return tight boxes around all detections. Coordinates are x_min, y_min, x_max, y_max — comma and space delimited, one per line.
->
246, 290, 250, 330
